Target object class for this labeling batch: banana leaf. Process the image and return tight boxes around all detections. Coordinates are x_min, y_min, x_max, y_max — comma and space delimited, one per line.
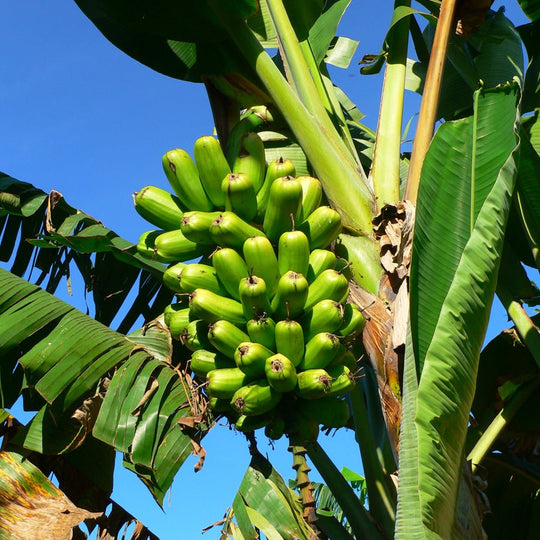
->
396, 81, 521, 537
518, 0, 540, 21
0, 172, 172, 333
225, 452, 317, 540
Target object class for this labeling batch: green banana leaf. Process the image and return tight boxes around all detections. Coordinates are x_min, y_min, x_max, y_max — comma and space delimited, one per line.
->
517, 19, 540, 112
396, 81, 521, 538
225, 452, 317, 540
405, 10, 523, 121
0, 172, 172, 333
0, 269, 207, 504
518, 0, 540, 21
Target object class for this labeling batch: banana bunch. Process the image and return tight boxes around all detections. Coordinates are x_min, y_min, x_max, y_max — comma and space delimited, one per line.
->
134, 130, 366, 443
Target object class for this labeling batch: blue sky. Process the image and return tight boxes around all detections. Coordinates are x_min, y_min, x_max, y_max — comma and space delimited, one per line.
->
1, 1, 532, 538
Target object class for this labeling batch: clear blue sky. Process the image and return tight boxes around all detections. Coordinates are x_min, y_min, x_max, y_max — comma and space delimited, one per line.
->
1, 1, 531, 538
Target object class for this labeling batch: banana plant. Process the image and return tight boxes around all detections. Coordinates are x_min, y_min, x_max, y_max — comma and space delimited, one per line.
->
2, 0, 540, 538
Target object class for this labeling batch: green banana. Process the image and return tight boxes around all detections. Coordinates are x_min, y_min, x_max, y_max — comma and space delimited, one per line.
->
175, 263, 228, 296
275, 319, 304, 367
298, 206, 343, 249
136, 230, 164, 260
299, 332, 341, 371
193, 135, 230, 207
207, 367, 250, 399
338, 303, 366, 339
209, 212, 266, 250
243, 236, 280, 297
235, 413, 272, 432
328, 348, 357, 372
208, 396, 235, 413
164, 306, 191, 339
208, 320, 250, 359
231, 380, 282, 416
154, 229, 203, 262
246, 315, 276, 350
300, 299, 345, 341
239, 275, 271, 320
297, 175, 322, 222
232, 132, 266, 193
265, 353, 298, 393
307, 249, 337, 282
263, 176, 303, 243
134, 186, 185, 231
182, 320, 212, 351
211, 247, 249, 301
189, 288, 245, 326
162, 149, 214, 211
190, 349, 234, 378
222, 173, 258, 222
256, 157, 296, 219
180, 211, 220, 244
162, 262, 187, 293
296, 369, 333, 400
277, 230, 310, 277
234, 341, 274, 378
326, 365, 356, 397
264, 415, 286, 440
297, 397, 350, 428
270, 271, 309, 320
305, 269, 349, 311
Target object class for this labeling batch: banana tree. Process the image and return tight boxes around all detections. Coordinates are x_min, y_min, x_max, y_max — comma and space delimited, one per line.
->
1, 0, 540, 538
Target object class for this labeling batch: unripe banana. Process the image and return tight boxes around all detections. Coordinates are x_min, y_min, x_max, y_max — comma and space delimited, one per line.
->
246, 315, 276, 350
297, 397, 350, 428
264, 415, 286, 440
190, 349, 234, 378
275, 319, 304, 367
298, 206, 343, 249
208, 320, 250, 359
162, 149, 214, 211
270, 271, 309, 320
297, 176, 322, 222
231, 380, 281, 416
307, 249, 337, 282
299, 332, 341, 371
239, 275, 271, 320
193, 135, 230, 207
232, 132, 266, 193
305, 269, 349, 311
265, 353, 298, 393
154, 229, 203, 262
189, 288, 245, 326
256, 157, 296, 219
300, 300, 345, 341
235, 413, 271, 432
134, 186, 185, 231
338, 303, 366, 339
136, 230, 164, 260
222, 173, 258, 222
209, 212, 266, 250
207, 367, 250, 399
209, 396, 235, 413
288, 414, 320, 444
263, 176, 303, 243
180, 211, 220, 245
328, 348, 357, 372
175, 263, 228, 296
234, 341, 274, 378
164, 306, 191, 339
326, 365, 356, 397
162, 262, 187, 292
277, 230, 310, 277
296, 369, 333, 399
182, 320, 212, 351
243, 236, 280, 297
211, 247, 249, 301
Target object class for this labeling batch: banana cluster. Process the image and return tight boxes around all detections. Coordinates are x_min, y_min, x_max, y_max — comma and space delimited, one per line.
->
134, 131, 366, 443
